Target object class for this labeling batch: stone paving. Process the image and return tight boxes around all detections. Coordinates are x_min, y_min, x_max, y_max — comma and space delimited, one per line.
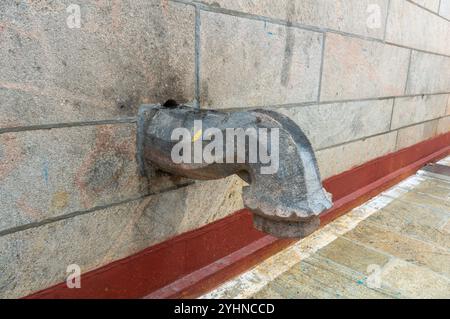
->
202, 156, 450, 299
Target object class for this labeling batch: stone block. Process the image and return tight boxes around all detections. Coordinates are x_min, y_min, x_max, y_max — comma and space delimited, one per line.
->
391, 94, 448, 129
277, 99, 393, 150
440, 0, 450, 19
200, 0, 389, 39
385, 0, 450, 55
320, 34, 409, 101
315, 132, 397, 178
0, 124, 146, 232
0, 0, 195, 127
406, 51, 450, 94
396, 121, 438, 149
410, 0, 440, 12
200, 11, 323, 109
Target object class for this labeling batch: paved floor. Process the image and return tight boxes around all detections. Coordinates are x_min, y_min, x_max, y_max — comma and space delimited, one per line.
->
202, 156, 450, 299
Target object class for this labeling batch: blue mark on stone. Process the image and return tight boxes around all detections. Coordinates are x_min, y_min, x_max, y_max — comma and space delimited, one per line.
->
42, 160, 49, 185
263, 21, 275, 36
357, 279, 365, 285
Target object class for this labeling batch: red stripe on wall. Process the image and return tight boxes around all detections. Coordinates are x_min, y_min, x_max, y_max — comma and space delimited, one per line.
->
26, 132, 450, 299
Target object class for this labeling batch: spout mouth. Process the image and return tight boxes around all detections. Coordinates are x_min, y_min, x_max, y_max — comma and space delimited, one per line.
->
253, 215, 321, 238
245, 187, 332, 238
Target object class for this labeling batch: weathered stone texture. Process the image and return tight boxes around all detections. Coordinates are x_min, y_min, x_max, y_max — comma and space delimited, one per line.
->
200, 0, 389, 39
377, 259, 450, 299
0, 175, 244, 298
440, 0, 450, 19
447, 95, 450, 115
406, 51, 450, 95
0, 0, 195, 128
200, 11, 323, 109
385, 0, 450, 56
437, 116, 450, 135
391, 94, 449, 129
317, 237, 390, 274
410, 0, 441, 12
320, 34, 410, 101
344, 222, 450, 277
396, 121, 439, 149
316, 132, 397, 178
0, 124, 147, 233
277, 99, 393, 150
2, 0, 450, 299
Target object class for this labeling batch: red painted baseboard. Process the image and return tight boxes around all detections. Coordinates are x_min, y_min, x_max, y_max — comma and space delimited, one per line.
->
26, 132, 450, 299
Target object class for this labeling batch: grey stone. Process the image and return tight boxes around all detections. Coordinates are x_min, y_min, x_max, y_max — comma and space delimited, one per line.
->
200, 0, 389, 39
0, 0, 195, 128
0, 124, 147, 232
200, 11, 323, 109
140, 105, 332, 238
396, 121, 439, 149
379, 259, 450, 299
406, 51, 450, 95
410, 0, 440, 12
344, 222, 450, 278
447, 95, 450, 115
320, 33, 410, 101
440, 0, 450, 19
385, 0, 450, 56
315, 132, 397, 178
437, 116, 450, 135
391, 94, 449, 129
277, 99, 393, 150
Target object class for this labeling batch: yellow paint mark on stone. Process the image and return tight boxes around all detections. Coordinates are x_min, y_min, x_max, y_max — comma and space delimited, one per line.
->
192, 129, 203, 142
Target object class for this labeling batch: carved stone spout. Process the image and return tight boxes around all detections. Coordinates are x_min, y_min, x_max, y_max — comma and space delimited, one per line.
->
138, 104, 332, 238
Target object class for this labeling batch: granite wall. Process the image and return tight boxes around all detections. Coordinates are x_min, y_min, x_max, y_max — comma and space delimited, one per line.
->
1, 0, 449, 297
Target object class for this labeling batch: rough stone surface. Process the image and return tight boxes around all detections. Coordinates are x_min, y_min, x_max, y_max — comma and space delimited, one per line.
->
396, 121, 438, 149
410, 0, 440, 12
0, 88, 119, 129
440, 0, 450, 19
277, 99, 393, 150
407, 178, 450, 202
269, 256, 389, 298
447, 95, 450, 115
366, 196, 450, 249
200, 11, 323, 109
0, 124, 147, 233
437, 116, 450, 135
344, 222, 450, 277
317, 237, 390, 274
391, 94, 449, 129
385, 0, 450, 56
2, 0, 450, 299
0, 0, 195, 128
200, 0, 389, 39
406, 51, 450, 94
0, 175, 244, 298
320, 34, 410, 101
316, 132, 397, 178
378, 259, 450, 299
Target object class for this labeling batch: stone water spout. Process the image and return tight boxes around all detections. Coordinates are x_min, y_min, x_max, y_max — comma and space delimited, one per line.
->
138, 104, 332, 238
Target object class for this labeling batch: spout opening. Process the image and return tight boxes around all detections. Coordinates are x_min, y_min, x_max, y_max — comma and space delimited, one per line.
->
252, 214, 320, 238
